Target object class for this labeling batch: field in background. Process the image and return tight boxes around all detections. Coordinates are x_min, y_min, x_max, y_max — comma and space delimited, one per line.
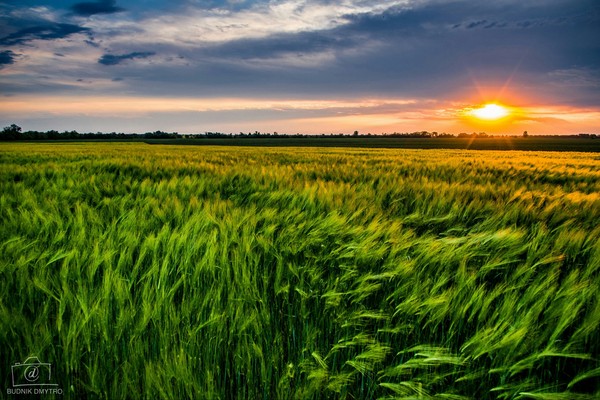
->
8, 136, 600, 152
1, 143, 599, 399
151, 137, 600, 152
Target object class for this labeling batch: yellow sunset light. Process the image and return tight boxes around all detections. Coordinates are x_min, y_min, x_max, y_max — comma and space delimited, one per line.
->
469, 103, 509, 121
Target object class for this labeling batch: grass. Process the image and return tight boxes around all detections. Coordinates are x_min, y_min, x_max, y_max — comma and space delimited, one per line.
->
1, 142, 599, 399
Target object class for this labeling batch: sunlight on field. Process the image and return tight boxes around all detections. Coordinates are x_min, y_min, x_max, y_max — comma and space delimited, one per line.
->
1, 143, 599, 399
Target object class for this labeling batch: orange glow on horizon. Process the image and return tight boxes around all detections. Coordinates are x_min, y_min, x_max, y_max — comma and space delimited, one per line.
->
0, 95, 418, 116
1, 94, 599, 135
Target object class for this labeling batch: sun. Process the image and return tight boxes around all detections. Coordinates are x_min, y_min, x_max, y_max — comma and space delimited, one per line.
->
468, 103, 510, 121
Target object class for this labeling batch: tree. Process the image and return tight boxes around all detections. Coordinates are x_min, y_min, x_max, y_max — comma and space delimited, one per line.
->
523, 130, 529, 138
1, 124, 22, 140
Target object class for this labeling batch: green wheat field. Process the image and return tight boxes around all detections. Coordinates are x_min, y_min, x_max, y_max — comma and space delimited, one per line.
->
1, 143, 599, 399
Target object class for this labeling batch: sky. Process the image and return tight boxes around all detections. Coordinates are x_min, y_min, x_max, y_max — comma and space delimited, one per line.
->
0, 0, 599, 135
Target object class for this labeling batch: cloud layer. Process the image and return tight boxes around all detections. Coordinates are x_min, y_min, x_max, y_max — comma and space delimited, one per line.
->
98, 51, 155, 65
0, 23, 90, 46
71, 0, 124, 17
0, 0, 599, 133
0, 50, 16, 66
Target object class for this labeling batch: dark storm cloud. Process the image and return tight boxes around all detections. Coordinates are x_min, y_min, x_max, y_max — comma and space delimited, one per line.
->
199, 30, 356, 60
344, 2, 599, 77
0, 23, 90, 46
137, 0, 596, 104
85, 39, 101, 48
466, 20, 487, 29
71, 0, 124, 17
98, 51, 155, 65
0, 50, 16, 66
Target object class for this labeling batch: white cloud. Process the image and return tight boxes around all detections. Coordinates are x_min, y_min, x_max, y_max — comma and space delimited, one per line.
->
8, 6, 61, 23
86, 0, 412, 48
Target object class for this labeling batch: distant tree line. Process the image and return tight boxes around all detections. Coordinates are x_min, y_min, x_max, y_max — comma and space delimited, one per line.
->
0, 124, 181, 140
1, 124, 597, 141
